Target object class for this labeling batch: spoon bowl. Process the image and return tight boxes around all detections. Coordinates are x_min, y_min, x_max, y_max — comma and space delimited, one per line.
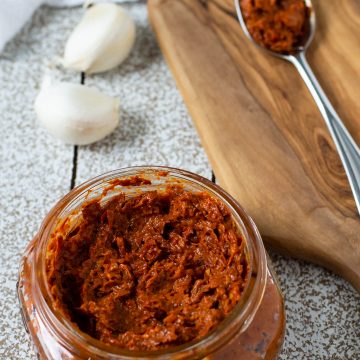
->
234, 0, 360, 215
234, 0, 316, 59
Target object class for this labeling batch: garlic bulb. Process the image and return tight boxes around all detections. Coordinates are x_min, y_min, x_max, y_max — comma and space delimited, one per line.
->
63, 3, 136, 74
35, 81, 120, 145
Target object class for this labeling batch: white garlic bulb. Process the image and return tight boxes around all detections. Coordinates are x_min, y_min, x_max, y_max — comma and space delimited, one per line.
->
63, 3, 136, 74
35, 81, 120, 145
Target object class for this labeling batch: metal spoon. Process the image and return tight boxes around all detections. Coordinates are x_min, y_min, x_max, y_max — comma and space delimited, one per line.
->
235, 0, 360, 215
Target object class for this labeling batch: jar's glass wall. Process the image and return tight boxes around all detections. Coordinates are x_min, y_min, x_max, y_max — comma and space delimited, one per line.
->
17, 167, 285, 360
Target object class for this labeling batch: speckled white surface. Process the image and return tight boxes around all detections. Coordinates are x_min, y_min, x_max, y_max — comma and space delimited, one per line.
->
76, 5, 211, 182
0, 4, 359, 359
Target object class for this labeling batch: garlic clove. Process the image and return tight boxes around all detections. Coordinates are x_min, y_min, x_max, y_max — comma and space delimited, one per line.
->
34, 81, 120, 145
63, 3, 136, 74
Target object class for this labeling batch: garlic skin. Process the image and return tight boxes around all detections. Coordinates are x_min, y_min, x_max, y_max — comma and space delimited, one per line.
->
35, 82, 120, 145
63, 3, 136, 74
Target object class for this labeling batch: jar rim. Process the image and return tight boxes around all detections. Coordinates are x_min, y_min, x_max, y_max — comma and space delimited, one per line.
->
33, 166, 268, 359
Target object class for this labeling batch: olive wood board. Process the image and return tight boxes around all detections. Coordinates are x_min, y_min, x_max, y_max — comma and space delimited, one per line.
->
148, 0, 360, 292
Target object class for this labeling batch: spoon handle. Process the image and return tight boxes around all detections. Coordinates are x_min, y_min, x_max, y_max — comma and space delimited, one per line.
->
290, 52, 360, 215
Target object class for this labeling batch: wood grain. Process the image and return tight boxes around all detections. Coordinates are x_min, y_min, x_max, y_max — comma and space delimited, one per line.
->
148, 0, 360, 292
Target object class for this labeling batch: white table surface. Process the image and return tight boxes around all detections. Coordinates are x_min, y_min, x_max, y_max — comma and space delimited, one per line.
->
0, 4, 359, 359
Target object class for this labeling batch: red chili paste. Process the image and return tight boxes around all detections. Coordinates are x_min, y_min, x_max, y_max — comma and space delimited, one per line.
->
240, 0, 309, 54
46, 185, 249, 351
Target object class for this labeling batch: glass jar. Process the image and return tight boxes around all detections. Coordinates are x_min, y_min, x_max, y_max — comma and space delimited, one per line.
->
17, 166, 285, 359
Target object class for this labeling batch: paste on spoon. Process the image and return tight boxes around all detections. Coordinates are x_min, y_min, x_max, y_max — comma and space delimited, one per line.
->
241, 0, 310, 54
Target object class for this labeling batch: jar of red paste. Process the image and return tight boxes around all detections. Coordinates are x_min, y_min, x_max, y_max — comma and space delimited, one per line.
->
17, 166, 285, 359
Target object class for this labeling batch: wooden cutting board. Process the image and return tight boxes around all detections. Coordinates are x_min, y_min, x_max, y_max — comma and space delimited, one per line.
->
148, 0, 360, 292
